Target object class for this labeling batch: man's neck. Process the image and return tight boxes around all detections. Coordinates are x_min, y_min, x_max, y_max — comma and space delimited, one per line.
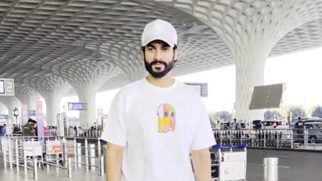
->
146, 74, 175, 88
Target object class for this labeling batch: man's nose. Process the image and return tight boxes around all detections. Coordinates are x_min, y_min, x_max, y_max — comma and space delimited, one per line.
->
154, 49, 162, 60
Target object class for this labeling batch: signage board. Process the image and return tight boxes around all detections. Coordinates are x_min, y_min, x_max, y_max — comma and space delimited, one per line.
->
0, 114, 8, 120
0, 78, 14, 96
28, 110, 36, 116
68, 102, 88, 110
23, 140, 42, 156
47, 140, 63, 154
185, 82, 208, 97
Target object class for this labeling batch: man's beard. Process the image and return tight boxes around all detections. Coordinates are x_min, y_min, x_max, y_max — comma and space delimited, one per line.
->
144, 59, 175, 78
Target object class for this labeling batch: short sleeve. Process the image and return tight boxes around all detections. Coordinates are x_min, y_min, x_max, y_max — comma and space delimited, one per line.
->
100, 91, 127, 147
190, 99, 216, 150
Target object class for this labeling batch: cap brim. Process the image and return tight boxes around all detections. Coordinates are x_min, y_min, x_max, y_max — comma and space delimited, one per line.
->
142, 38, 174, 47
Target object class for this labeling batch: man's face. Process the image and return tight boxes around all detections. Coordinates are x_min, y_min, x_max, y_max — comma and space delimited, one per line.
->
143, 40, 177, 78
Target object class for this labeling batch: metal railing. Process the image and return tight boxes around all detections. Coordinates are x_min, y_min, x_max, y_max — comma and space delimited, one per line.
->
2, 134, 302, 180
1, 136, 105, 180
1, 137, 42, 179
213, 128, 322, 151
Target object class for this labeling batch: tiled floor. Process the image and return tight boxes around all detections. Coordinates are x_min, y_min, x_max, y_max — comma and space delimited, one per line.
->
247, 149, 322, 181
2, 149, 322, 181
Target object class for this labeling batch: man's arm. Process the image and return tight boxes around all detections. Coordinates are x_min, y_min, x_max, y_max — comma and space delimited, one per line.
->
105, 143, 124, 181
191, 148, 212, 181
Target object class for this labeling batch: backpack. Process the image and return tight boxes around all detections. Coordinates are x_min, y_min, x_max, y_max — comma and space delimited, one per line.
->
22, 125, 33, 136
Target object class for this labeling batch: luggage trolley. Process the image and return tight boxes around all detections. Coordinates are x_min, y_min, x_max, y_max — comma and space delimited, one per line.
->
210, 144, 247, 181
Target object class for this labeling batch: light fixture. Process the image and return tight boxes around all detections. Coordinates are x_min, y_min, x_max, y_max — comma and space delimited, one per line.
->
13, 107, 19, 125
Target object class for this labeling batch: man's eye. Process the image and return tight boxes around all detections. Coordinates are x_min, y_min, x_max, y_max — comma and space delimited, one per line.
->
147, 47, 154, 51
162, 47, 170, 51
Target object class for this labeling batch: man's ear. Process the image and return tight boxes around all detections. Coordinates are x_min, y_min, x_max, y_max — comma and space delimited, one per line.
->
139, 49, 144, 61
174, 48, 178, 62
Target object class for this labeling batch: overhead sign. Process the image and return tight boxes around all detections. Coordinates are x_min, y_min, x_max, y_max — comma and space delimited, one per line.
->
0, 114, 8, 120
68, 102, 88, 110
249, 83, 283, 110
0, 78, 14, 96
28, 110, 36, 116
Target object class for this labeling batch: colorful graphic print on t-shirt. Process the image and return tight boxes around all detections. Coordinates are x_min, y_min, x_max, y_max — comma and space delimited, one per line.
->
156, 104, 176, 133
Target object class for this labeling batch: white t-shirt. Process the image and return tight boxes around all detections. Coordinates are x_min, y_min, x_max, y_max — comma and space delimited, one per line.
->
101, 78, 216, 181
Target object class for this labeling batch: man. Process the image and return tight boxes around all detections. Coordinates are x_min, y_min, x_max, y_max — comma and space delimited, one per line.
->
22, 118, 36, 136
0, 125, 4, 136
234, 118, 241, 130
101, 19, 215, 181
13, 124, 21, 135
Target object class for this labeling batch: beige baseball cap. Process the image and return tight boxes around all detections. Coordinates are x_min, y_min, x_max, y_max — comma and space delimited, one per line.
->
141, 19, 178, 48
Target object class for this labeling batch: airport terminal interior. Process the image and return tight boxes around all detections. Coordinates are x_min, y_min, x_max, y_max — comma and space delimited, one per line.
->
1, 0, 322, 180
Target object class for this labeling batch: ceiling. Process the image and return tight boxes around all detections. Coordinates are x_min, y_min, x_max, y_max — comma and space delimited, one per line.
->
0, 0, 321, 103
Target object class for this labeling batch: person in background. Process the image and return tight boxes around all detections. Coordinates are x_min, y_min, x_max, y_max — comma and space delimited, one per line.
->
101, 19, 215, 181
234, 118, 241, 130
74, 126, 78, 137
23, 118, 36, 136
3, 124, 7, 136
0, 125, 3, 136
0, 124, 7, 136
214, 120, 221, 129
44, 127, 49, 137
12, 124, 21, 135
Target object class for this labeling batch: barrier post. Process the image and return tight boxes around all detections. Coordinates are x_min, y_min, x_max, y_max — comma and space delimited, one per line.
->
304, 129, 308, 149
218, 148, 222, 180
290, 130, 294, 149
46, 152, 49, 172
33, 158, 38, 180
276, 131, 279, 148
24, 153, 27, 174
22, 138, 28, 175
99, 156, 104, 176
15, 138, 19, 172
239, 131, 242, 145
8, 138, 13, 169
77, 143, 82, 168
74, 138, 77, 170
85, 138, 89, 171
68, 157, 72, 178
62, 137, 67, 166
44, 137, 49, 172
3, 139, 7, 167
89, 144, 96, 170
264, 130, 267, 148
56, 152, 59, 172
244, 146, 247, 179
97, 138, 101, 159
56, 138, 59, 172
97, 138, 101, 174
264, 157, 278, 181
